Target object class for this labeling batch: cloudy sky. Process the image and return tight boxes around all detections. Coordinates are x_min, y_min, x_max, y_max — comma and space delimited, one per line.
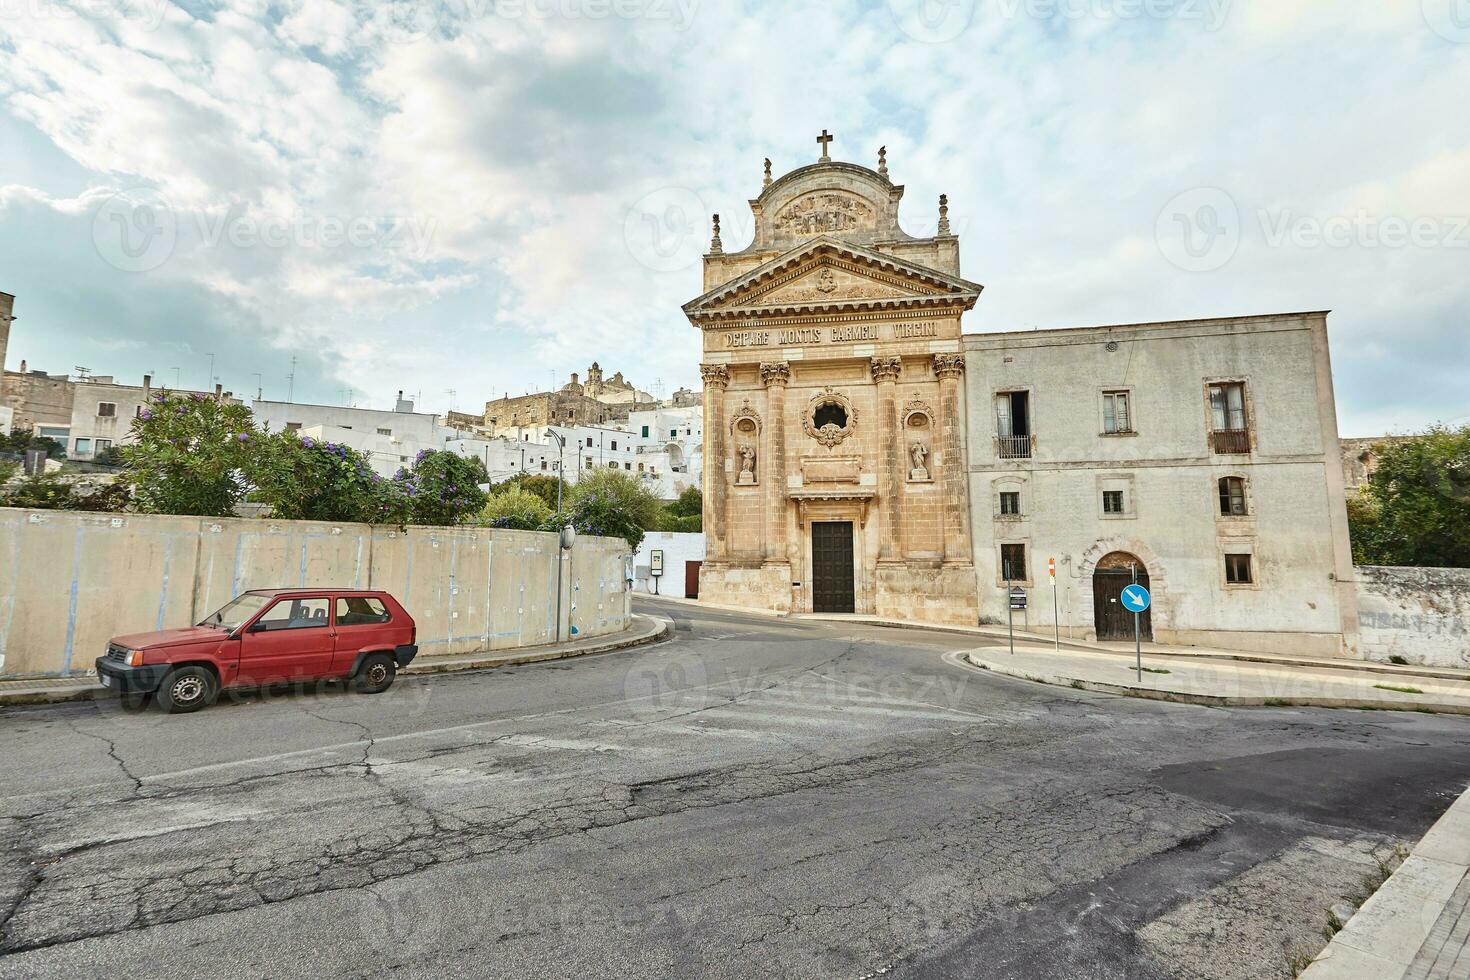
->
0, 0, 1466, 434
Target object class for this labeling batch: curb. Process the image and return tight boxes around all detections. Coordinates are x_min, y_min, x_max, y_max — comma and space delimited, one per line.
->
964, 651, 1470, 716
1300, 779, 1470, 978
0, 614, 672, 708
796, 613, 1468, 684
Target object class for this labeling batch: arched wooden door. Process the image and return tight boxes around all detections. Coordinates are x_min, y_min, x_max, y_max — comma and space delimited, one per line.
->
1092, 551, 1153, 641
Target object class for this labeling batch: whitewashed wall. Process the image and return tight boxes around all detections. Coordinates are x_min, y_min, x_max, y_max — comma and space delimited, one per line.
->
1354, 566, 1470, 668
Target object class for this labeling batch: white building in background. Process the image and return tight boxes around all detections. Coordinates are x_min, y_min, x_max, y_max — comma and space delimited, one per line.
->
251, 393, 467, 478
68, 374, 240, 461
626, 405, 703, 500
446, 435, 560, 483
633, 532, 707, 598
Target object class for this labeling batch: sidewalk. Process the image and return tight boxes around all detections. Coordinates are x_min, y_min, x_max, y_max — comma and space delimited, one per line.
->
1301, 780, 1470, 978
0, 613, 671, 708
963, 644, 1470, 715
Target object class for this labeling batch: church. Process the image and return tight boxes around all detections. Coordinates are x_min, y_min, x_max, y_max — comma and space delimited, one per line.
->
687, 133, 1361, 655
684, 132, 984, 623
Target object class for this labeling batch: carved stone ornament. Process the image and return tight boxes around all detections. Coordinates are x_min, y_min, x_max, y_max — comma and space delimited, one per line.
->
869, 356, 902, 384
909, 440, 930, 482
736, 444, 757, 485
932, 353, 966, 380
774, 191, 877, 238
759, 361, 791, 387
901, 399, 934, 427
803, 388, 857, 449
729, 400, 763, 440
700, 363, 731, 389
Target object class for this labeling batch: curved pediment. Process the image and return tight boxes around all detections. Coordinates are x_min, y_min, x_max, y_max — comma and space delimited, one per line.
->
746, 162, 910, 251
684, 237, 982, 324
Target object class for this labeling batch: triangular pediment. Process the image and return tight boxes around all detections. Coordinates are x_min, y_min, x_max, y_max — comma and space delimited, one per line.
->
683, 237, 983, 322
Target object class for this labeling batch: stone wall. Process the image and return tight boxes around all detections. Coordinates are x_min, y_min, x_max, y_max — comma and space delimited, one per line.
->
0, 508, 631, 679
1354, 565, 1470, 668
1, 368, 75, 433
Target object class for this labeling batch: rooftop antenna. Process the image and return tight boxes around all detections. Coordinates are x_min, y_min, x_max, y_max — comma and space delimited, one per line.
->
206, 352, 216, 391
73, 365, 93, 381
251, 373, 263, 401
287, 355, 297, 403
445, 388, 457, 413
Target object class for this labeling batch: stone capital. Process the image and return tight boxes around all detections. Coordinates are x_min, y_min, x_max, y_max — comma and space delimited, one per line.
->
700, 363, 731, 389
869, 356, 902, 384
759, 361, 791, 387
932, 353, 966, 380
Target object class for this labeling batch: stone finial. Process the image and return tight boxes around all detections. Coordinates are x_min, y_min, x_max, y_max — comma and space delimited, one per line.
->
817, 128, 834, 163
938, 194, 951, 235
710, 213, 723, 254
763, 157, 773, 187
878, 145, 888, 178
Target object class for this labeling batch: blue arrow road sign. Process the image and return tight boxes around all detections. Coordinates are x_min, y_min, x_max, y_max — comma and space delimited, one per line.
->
1121, 584, 1151, 613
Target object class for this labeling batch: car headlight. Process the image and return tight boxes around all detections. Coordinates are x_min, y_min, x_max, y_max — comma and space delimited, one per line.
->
126, 650, 145, 667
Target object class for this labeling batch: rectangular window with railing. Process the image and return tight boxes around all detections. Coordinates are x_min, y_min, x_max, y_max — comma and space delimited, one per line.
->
1208, 382, 1250, 454
998, 491, 1021, 516
1001, 543, 1028, 583
995, 391, 1032, 459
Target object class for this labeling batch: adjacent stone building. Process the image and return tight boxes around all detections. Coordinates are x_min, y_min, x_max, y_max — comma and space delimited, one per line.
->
966, 312, 1358, 657
687, 136, 982, 622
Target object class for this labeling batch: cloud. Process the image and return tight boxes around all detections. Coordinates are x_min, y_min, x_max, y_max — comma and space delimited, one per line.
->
0, 0, 1464, 434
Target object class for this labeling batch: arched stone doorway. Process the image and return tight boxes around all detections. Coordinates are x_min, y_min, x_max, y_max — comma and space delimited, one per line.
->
1092, 551, 1153, 641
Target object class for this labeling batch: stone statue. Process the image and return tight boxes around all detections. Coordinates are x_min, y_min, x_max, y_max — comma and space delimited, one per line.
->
737, 444, 757, 485
909, 441, 930, 481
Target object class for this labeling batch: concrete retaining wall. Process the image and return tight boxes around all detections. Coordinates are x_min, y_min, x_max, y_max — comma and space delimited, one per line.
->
1354, 565, 1470, 668
0, 508, 630, 679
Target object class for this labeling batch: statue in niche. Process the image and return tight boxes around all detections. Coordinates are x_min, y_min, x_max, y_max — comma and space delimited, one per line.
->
909, 440, 930, 481
737, 444, 757, 485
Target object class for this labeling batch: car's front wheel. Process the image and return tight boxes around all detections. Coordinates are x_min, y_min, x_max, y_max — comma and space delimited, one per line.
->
353, 653, 397, 694
155, 666, 218, 714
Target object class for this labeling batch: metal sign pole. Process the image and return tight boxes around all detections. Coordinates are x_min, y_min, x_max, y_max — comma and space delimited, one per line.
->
1007, 589, 1015, 657
1132, 564, 1141, 681
1049, 557, 1059, 652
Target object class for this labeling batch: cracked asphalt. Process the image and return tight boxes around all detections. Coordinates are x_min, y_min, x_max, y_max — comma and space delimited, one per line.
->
1, 598, 1467, 978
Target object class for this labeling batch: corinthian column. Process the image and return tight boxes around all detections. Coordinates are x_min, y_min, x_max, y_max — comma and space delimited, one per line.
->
759, 361, 791, 566
933, 353, 973, 566
700, 363, 731, 562
870, 356, 903, 561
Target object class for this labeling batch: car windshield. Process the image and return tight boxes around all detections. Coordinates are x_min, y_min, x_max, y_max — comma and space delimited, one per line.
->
200, 593, 272, 631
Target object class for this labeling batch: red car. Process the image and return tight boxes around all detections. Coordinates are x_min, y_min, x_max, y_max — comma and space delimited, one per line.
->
95, 589, 418, 714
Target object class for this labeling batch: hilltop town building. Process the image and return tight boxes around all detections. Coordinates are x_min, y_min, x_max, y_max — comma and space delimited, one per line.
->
478, 363, 655, 434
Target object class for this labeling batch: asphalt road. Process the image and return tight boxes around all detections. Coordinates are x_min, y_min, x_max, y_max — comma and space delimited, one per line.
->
1, 598, 1467, 979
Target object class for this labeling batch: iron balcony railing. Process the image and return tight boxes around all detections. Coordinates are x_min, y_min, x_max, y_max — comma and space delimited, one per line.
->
997, 434, 1033, 460
1210, 428, 1251, 455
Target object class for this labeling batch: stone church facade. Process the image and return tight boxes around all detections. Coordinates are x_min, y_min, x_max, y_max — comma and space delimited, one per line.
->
685, 138, 983, 622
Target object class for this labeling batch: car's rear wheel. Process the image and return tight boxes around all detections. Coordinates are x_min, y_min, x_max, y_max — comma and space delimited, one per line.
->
353, 654, 397, 694
155, 667, 218, 714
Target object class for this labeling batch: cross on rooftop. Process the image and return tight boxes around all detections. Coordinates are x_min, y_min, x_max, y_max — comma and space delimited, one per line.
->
817, 129, 834, 161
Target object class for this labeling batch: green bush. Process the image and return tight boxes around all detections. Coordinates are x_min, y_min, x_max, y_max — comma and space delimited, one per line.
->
393, 450, 489, 527
122, 391, 256, 516
246, 431, 392, 523
564, 469, 663, 550
479, 485, 553, 530
2, 472, 77, 509
1349, 425, 1470, 567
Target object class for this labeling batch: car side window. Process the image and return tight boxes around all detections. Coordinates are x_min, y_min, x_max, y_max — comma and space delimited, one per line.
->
254, 597, 331, 631
335, 596, 392, 627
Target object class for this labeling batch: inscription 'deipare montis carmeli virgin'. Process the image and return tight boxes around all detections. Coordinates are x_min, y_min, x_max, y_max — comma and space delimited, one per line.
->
722, 321, 941, 349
